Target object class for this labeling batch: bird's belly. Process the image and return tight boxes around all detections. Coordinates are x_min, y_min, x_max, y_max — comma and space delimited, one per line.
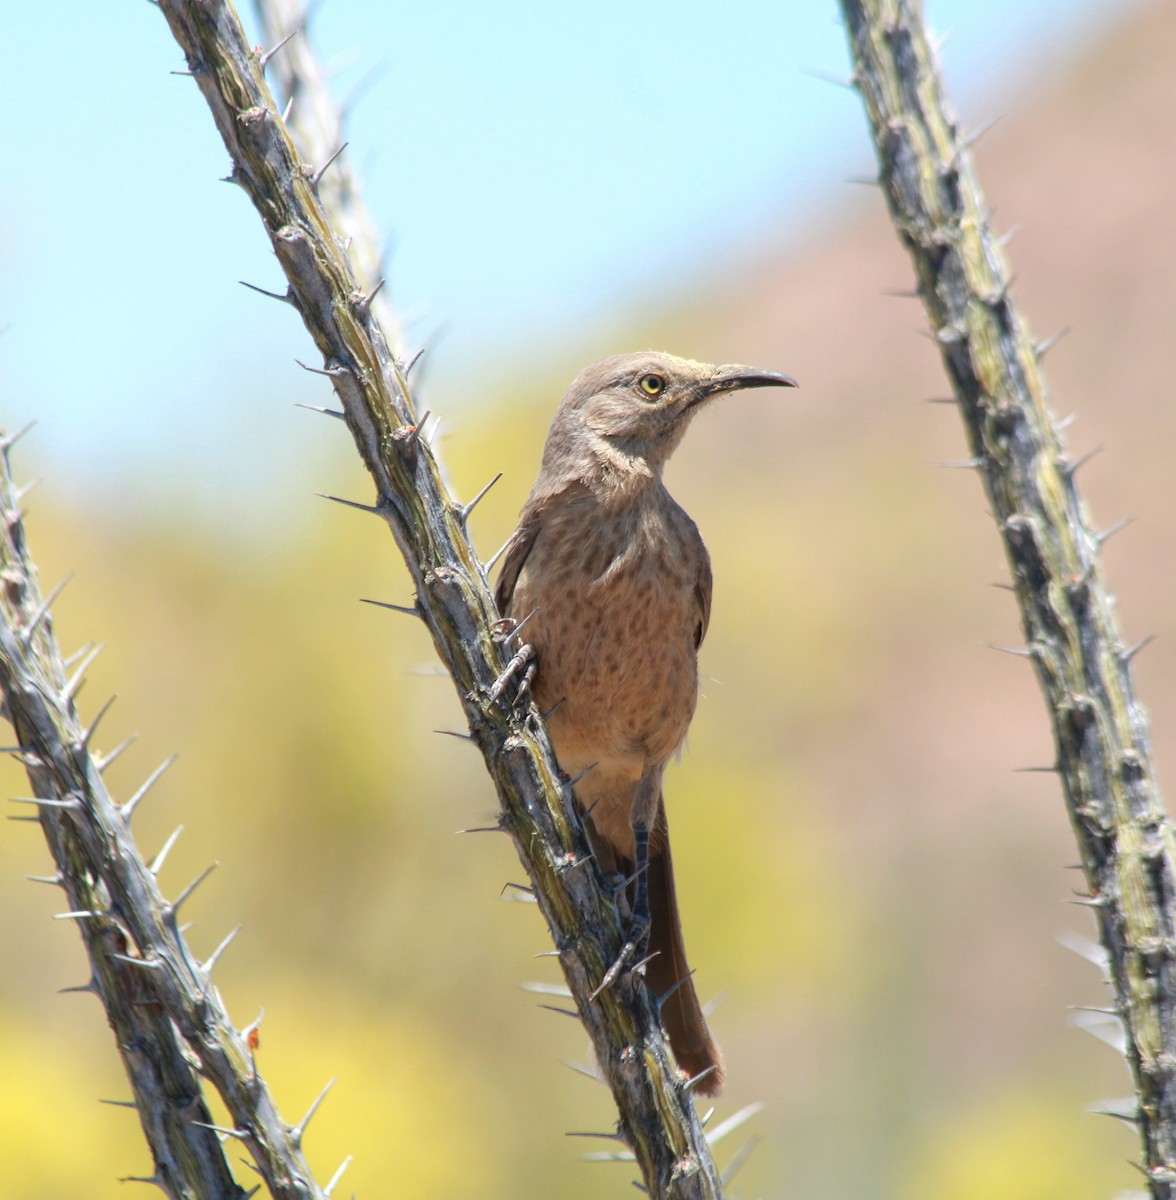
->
518, 565, 700, 771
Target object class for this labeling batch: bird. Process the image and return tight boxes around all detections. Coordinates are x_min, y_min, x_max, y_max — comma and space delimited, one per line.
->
494, 350, 797, 1094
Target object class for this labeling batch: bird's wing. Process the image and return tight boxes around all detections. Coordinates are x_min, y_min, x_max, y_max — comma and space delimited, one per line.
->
493, 513, 543, 617
694, 549, 713, 650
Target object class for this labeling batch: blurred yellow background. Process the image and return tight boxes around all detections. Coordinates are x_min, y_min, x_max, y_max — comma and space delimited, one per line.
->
1, 2, 1173, 1197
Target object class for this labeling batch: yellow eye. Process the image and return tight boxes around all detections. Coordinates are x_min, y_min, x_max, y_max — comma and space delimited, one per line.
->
638, 374, 665, 397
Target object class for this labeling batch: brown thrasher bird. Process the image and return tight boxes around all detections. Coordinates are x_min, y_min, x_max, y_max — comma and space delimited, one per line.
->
494, 351, 796, 1094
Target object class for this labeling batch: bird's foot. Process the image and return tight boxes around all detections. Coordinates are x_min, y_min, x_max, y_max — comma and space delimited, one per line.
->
589, 916, 651, 1000
486, 642, 535, 708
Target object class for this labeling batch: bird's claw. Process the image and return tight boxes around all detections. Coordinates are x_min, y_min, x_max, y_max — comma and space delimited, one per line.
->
487, 642, 535, 708
589, 917, 651, 1001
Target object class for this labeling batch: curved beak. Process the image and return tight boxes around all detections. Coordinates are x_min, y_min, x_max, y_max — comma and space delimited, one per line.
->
709, 366, 799, 394
686, 365, 798, 410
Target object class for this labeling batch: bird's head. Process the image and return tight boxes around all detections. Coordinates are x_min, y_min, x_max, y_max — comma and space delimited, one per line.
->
541, 351, 797, 488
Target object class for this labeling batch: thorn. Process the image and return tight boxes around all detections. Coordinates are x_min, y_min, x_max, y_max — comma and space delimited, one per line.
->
239, 279, 293, 305
1013, 764, 1059, 774
799, 66, 856, 89
1060, 446, 1103, 479
171, 862, 218, 914
963, 113, 1002, 147
1058, 930, 1109, 969
79, 694, 118, 749
655, 969, 696, 1012
63, 642, 104, 703
520, 981, 573, 997
98, 733, 139, 772
295, 357, 348, 379
10, 795, 77, 810
26, 872, 63, 886
561, 1059, 601, 1082
484, 534, 512, 574
1035, 327, 1070, 358
241, 1006, 265, 1043
281, 95, 294, 123
987, 642, 1035, 658
924, 396, 956, 405
998, 222, 1022, 246
294, 401, 345, 420
122, 756, 178, 820
98, 1098, 138, 1108
569, 763, 598, 788
59, 978, 99, 994
63, 643, 94, 669
311, 142, 348, 188
316, 492, 383, 515
846, 175, 880, 186
203, 925, 242, 974
541, 697, 566, 721
1097, 515, 1135, 545
934, 457, 983, 470
323, 1155, 353, 1198
720, 1135, 763, 1187
534, 948, 563, 958
435, 728, 474, 742
290, 1077, 335, 1148
991, 581, 1015, 592
405, 347, 426, 377
111, 953, 162, 971
149, 825, 184, 875
0, 420, 37, 454
706, 1101, 765, 1146
15, 475, 43, 502
683, 1064, 720, 1094
1090, 1103, 1140, 1126
20, 572, 74, 648
457, 824, 505, 834
258, 28, 297, 69
192, 1121, 248, 1141
354, 277, 387, 318
881, 287, 920, 298
1121, 634, 1157, 663
501, 881, 535, 898
498, 607, 538, 643
460, 472, 503, 524
538, 1004, 580, 1018
359, 597, 418, 616
53, 909, 110, 922
397, 409, 430, 449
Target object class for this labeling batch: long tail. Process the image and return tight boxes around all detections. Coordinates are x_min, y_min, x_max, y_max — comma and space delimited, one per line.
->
644, 798, 724, 1095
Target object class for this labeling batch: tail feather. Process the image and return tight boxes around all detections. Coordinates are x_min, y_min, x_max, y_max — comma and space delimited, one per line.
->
645, 799, 724, 1094
583, 793, 723, 1093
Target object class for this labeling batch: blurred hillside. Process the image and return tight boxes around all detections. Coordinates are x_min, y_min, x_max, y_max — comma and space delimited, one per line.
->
2, 2, 1172, 1198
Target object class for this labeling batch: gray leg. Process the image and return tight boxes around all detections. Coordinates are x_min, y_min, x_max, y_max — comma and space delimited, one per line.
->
591, 768, 659, 998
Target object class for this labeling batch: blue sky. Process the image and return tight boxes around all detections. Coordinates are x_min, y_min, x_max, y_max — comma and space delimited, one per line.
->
0, 0, 1129, 511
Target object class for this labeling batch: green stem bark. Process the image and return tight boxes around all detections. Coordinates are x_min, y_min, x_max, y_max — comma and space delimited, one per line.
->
840, 1, 1176, 1192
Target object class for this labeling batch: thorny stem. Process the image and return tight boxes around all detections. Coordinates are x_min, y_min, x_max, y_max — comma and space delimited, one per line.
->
153, 1, 723, 1196
0, 435, 301, 1199
841, 1, 1176, 1192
